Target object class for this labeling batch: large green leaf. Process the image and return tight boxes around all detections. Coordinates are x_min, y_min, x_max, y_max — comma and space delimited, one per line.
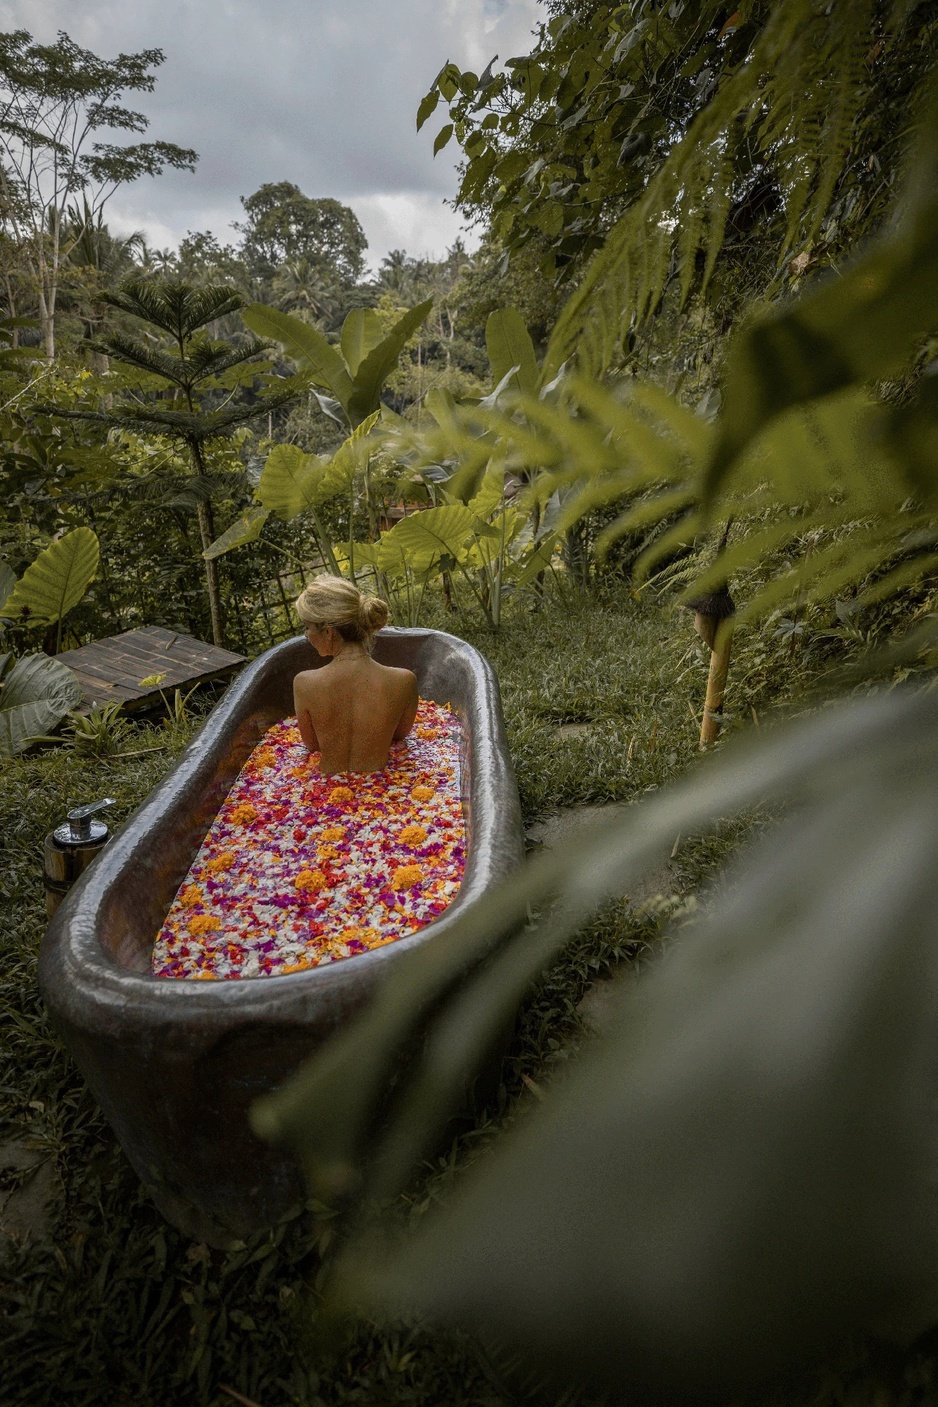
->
203, 506, 270, 559
464, 508, 525, 568
316, 413, 382, 501
706, 192, 938, 497
467, 463, 506, 521
241, 303, 354, 411
257, 444, 323, 519
254, 686, 938, 1399
341, 308, 386, 377
485, 308, 540, 397
423, 386, 459, 431
376, 504, 485, 573
347, 692, 938, 1399
0, 528, 99, 627
346, 299, 433, 426
0, 653, 82, 756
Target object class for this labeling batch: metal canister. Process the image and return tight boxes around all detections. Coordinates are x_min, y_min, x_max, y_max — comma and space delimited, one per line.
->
43, 799, 115, 919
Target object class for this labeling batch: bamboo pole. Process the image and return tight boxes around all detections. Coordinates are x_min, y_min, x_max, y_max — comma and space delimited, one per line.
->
687, 585, 736, 750
699, 617, 734, 749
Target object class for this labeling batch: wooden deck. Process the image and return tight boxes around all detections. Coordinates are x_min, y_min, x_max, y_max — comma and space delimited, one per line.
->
57, 627, 247, 713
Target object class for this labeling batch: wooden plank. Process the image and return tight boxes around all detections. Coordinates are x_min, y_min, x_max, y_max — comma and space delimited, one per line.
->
61, 632, 244, 681
62, 646, 189, 692
66, 664, 136, 695
75, 633, 205, 670
75, 636, 198, 673
66, 642, 178, 678
132, 627, 244, 667
57, 626, 246, 714
121, 663, 244, 713
69, 672, 126, 697
123, 629, 211, 661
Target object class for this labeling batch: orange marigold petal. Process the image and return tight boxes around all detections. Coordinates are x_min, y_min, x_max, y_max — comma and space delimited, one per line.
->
391, 864, 424, 890
295, 868, 328, 893
328, 785, 354, 804
189, 913, 222, 935
181, 884, 202, 908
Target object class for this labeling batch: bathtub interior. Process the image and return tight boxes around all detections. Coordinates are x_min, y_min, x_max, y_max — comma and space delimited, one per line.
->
94, 631, 475, 976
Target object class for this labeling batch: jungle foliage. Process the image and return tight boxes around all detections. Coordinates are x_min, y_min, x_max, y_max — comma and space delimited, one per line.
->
3, 3, 938, 1402
241, 5, 938, 1403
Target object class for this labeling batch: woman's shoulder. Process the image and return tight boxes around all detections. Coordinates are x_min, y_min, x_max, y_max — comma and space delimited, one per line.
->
379, 663, 418, 687
293, 667, 324, 694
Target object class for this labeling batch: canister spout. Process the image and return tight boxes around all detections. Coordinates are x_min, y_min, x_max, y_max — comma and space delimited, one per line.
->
65, 798, 115, 843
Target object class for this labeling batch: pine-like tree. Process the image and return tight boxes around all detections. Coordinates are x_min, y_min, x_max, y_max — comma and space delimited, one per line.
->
50, 277, 302, 645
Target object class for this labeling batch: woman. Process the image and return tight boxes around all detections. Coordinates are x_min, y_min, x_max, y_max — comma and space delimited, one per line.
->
293, 574, 418, 775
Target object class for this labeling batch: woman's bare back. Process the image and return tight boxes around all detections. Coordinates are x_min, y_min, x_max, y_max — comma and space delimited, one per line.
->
293, 650, 418, 775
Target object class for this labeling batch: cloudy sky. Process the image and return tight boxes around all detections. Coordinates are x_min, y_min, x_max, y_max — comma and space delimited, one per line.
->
0, 0, 540, 271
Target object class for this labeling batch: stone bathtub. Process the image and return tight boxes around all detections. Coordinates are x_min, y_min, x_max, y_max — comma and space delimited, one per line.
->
39, 628, 524, 1246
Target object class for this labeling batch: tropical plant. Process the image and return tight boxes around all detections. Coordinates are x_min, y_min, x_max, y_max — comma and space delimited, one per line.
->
367, 457, 555, 629
0, 311, 42, 369
0, 650, 82, 756
390, 57, 938, 642
423, 1, 935, 321
254, 682, 938, 1402
47, 278, 303, 646
61, 699, 133, 757
0, 29, 197, 359
203, 416, 381, 579
218, 303, 555, 628
241, 299, 434, 431
62, 198, 146, 351
0, 526, 100, 651
270, 257, 339, 322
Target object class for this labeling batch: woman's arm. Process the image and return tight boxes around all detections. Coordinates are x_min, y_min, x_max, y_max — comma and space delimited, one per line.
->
293, 676, 320, 754
392, 672, 419, 740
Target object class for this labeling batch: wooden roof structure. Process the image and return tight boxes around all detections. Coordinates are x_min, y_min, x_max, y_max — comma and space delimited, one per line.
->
57, 626, 246, 713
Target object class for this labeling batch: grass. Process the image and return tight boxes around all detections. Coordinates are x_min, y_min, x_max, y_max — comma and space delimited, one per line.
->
1, 582, 915, 1406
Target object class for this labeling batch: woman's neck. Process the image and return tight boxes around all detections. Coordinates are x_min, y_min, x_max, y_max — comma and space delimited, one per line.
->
330, 640, 368, 664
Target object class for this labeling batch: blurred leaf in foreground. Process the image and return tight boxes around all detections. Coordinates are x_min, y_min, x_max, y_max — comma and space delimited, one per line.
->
255, 685, 938, 1400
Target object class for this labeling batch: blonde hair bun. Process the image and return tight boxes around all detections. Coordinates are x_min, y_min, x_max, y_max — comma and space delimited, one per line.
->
359, 594, 389, 633
295, 573, 389, 645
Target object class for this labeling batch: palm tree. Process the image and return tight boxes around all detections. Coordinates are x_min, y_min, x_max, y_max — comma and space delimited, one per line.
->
64, 199, 146, 362
134, 244, 179, 277
49, 278, 302, 645
376, 249, 414, 297
270, 256, 339, 322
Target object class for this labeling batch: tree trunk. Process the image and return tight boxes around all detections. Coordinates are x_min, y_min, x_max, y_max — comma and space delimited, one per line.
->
189, 441, 225, 647
38, 285, 55, 360
195, 498, 225, 647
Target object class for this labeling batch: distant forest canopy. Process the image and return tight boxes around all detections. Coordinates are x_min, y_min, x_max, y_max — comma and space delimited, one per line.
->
0, 164, 525, 414
0, 25, 561, 432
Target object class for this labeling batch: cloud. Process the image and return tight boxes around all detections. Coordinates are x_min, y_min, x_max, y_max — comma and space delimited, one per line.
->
0, 0, 540, 264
